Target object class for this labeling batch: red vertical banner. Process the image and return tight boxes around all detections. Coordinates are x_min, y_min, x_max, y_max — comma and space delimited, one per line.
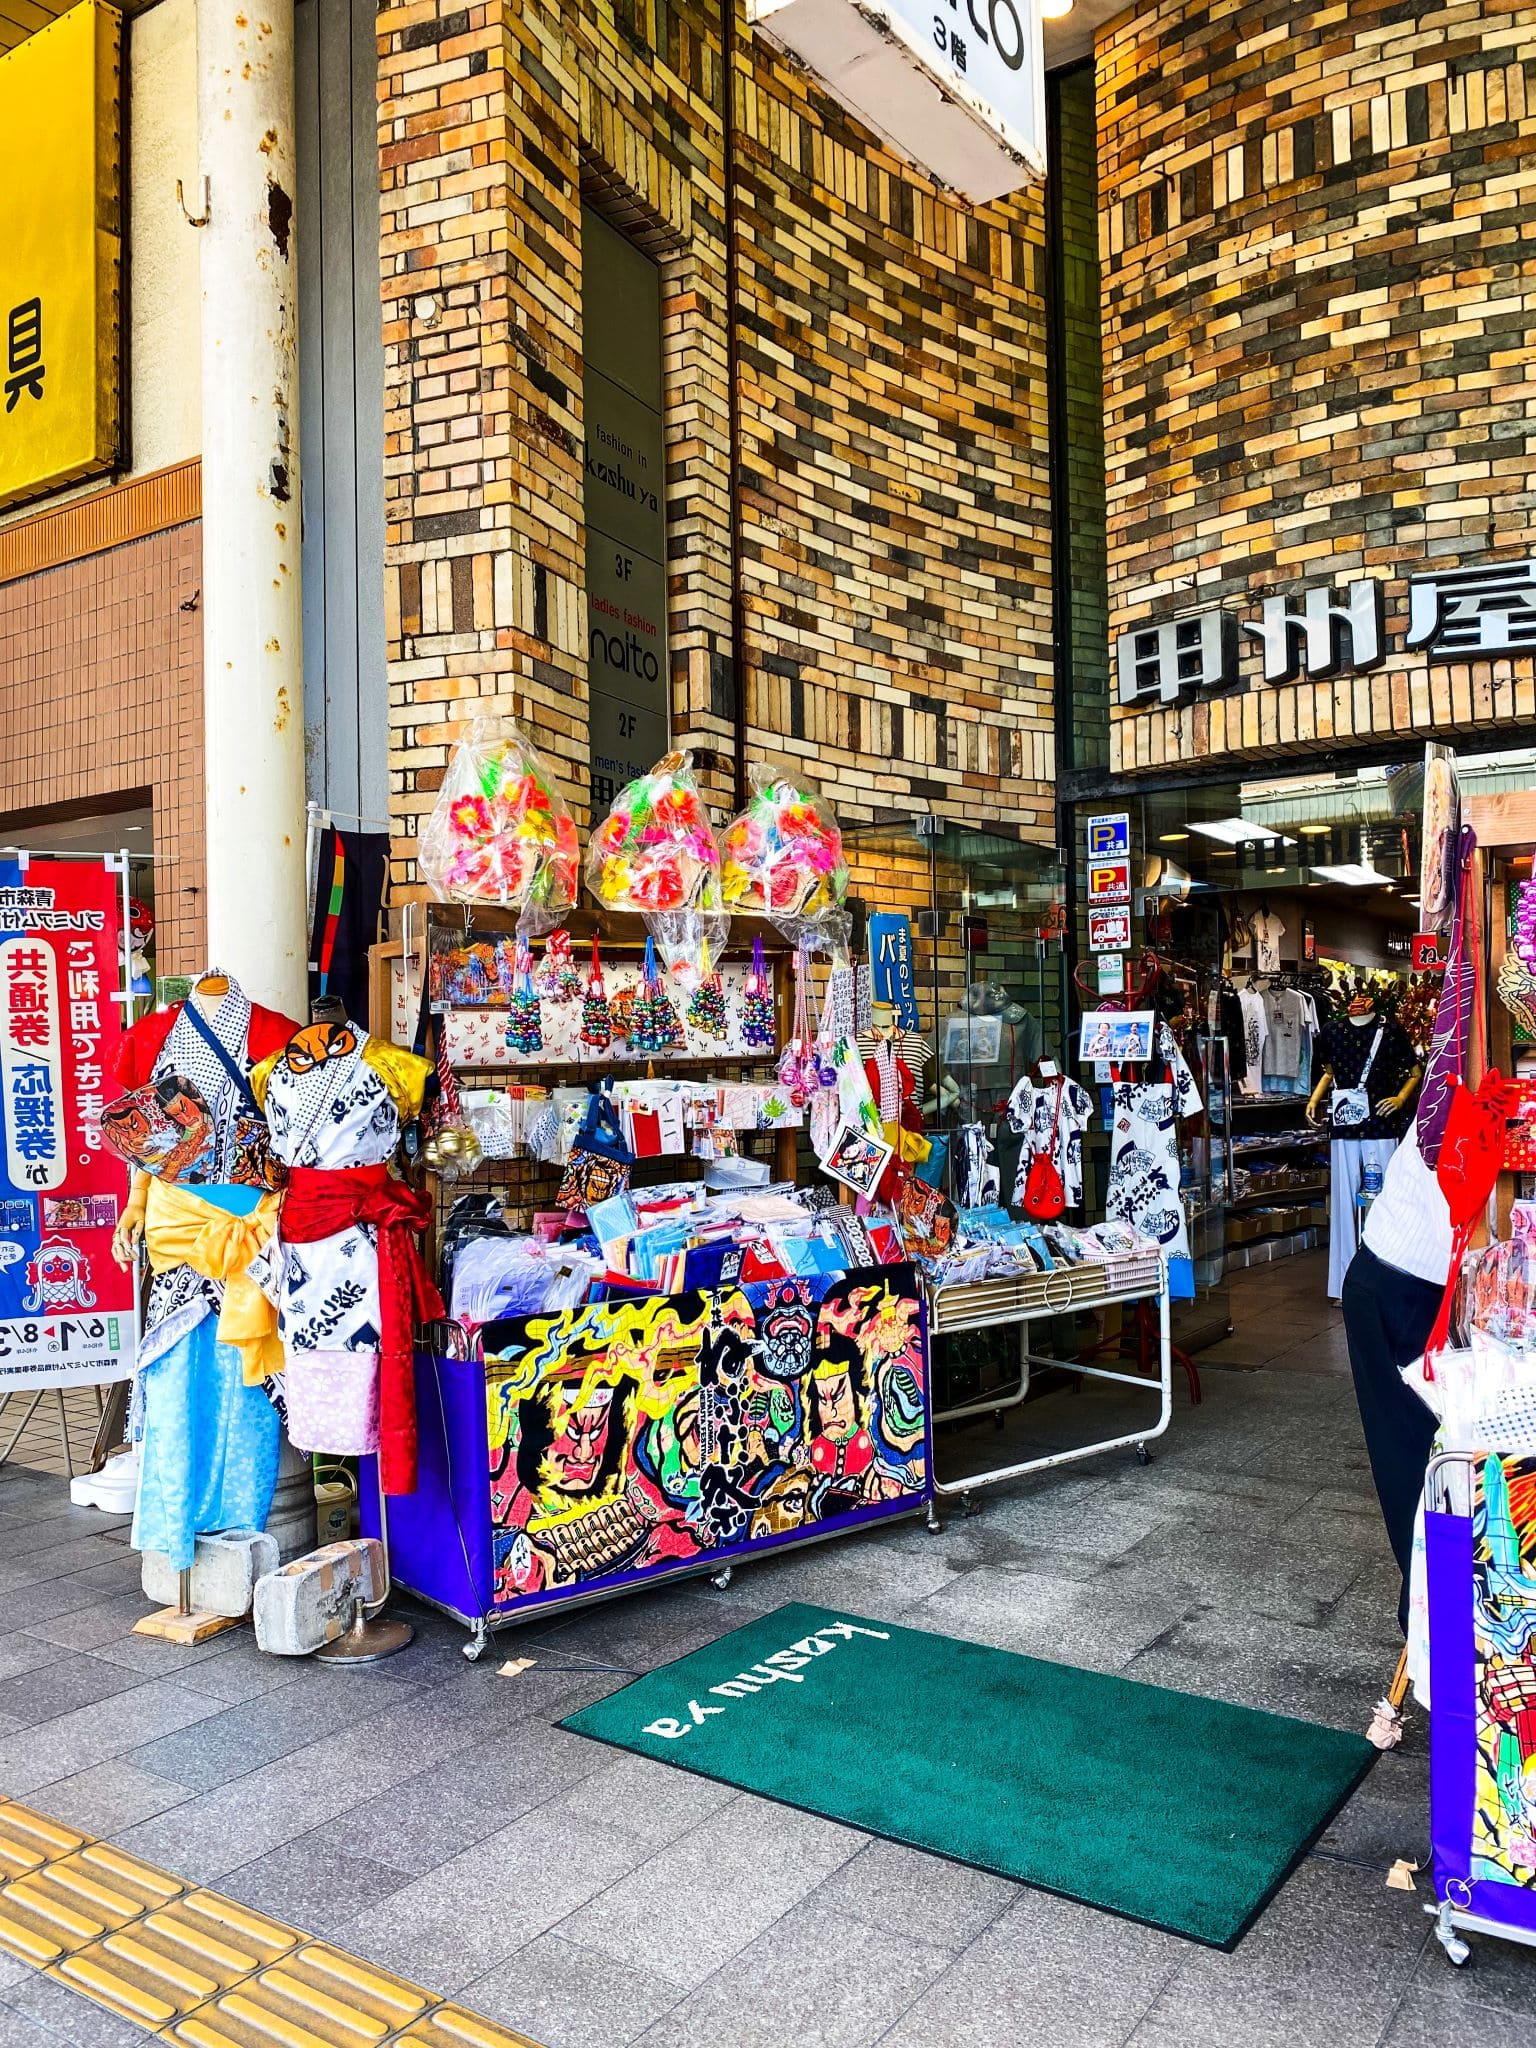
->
0, 857, 137, 1388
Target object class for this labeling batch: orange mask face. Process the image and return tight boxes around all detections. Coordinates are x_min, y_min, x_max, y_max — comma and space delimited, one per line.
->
283, 1021, 358, 1074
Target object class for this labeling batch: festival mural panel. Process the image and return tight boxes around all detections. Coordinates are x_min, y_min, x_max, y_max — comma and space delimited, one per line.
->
1472, 1454, 1536, 1885
483, 1266, 929, 1609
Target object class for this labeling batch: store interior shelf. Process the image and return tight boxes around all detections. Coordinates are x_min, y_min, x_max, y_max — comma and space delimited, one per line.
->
1231, 1135, 1328, 1157
1227, 1181, 1328, 1209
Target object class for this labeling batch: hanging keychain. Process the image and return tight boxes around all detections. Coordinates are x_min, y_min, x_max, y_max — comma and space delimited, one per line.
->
537, 928, 582, 1004
506, 934, 544, 1055
580, 933, 613, 1051
687, 935, 728, 1040
741, 932, 776, 1049
632, 934, 686, 1055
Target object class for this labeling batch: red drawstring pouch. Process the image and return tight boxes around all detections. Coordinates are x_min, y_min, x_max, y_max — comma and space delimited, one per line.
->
1424, 1071, 1511, 1374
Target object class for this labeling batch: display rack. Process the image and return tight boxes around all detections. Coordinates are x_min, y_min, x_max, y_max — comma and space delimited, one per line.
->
924, 1255, 1171, 1525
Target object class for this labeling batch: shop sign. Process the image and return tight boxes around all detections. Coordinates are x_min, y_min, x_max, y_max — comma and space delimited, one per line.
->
1087, 907, 1131, 953
1116, 556, 1536, 708
0, 2, 121, 512
0, 859, 135, 1389
869, 913, 920, 1029
748, 0, 1045, 203
1412, 933, 1447, 972
1085, 812, 1130, 859
583, 210, 669, 812
1096, 953, 1126, 996
1087, 860, 1130, 905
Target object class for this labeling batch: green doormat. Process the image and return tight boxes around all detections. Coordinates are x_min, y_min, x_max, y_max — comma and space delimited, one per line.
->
561, 1602, 1374, 1949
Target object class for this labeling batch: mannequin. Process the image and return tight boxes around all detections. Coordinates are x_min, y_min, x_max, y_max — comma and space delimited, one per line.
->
110, 969, 299, 1571
860, 1002, 927, 1203
254, 1017, 436, 1493
1306, 994, 1422, 1301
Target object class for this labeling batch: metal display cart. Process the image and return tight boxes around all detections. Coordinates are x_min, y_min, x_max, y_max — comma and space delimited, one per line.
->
924, 1250, 1171, 1526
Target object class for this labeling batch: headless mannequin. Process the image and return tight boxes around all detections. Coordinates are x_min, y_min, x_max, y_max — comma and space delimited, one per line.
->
112, 970, 235, 1268
1304, 1002, 1421, 1129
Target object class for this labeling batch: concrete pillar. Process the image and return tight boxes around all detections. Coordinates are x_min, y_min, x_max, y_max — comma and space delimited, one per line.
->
196, 0, 307, 1016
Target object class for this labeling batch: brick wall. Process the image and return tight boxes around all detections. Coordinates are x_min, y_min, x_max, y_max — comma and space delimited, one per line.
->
0, 523, 205, 970
1098, 0, 1536, 776
375, 0, 1053, 877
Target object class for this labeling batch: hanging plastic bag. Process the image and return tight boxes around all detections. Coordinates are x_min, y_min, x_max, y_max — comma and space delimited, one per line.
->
536, 929, 582, 1004
586, 751, 729, 972
721, 763, 849, 954
418, 716, 579, 924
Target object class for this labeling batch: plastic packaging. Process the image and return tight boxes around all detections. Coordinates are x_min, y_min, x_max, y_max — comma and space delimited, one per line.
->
721, 763, 848, 950
586, 751, 725, 918
419, 716, 579, 921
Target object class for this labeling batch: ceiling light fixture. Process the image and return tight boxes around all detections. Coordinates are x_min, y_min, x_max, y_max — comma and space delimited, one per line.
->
1158, 831, 1189, 844
1308, 862, 1395, 888
1187, 817, 1293, 847
1040, 0, 1074, 16
1298, 823, 1333, 836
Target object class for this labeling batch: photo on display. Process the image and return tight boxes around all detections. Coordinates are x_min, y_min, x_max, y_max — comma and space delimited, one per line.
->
1078, 1010, 1155, 1064
942, 1014, 1003, 1065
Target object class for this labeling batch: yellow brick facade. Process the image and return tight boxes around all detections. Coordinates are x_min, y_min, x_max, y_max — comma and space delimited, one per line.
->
376, 0, 1054, 873
1098, 0, 1536, 777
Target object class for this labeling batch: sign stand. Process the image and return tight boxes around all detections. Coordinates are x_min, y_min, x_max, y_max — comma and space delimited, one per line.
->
133, 1567, 246, 1647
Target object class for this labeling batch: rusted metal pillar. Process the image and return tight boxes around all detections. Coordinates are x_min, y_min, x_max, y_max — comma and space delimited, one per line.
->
196, 0, 307, 1013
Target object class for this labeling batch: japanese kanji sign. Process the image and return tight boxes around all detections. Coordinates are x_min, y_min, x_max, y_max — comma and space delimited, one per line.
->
0, 859, 135, 1388
0, 2, 121, 510
869, 913, 920, 1030
1085, 812, 1130, 860
1088, 907, 1132, 953
1116, 557, 1536, 709
1087, 861, 1131, 906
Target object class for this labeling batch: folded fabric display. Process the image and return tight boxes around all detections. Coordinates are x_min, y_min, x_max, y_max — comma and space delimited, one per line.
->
448, 1234, 563, 1331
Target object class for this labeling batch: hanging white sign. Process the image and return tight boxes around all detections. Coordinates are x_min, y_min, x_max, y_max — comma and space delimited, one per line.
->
748, 0, 1045, 203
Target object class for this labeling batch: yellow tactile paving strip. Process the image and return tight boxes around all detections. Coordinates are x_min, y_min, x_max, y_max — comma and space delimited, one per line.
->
0, 1800, 541, 2048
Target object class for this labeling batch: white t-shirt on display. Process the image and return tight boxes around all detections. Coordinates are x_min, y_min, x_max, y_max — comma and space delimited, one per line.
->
1252, 910, 1285, 975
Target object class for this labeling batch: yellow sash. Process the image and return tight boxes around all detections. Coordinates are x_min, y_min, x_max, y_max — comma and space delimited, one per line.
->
144, 1180, 284, 1386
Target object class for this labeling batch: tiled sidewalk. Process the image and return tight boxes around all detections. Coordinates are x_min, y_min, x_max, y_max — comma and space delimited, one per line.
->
2, 1254, 1534, 2047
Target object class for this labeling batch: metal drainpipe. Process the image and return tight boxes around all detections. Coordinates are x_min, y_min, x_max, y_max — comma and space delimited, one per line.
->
723, 0, 749, 811
195, 0, 308, 1016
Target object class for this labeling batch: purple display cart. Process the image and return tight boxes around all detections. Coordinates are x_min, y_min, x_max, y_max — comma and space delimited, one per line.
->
1423, 1448, 1536, 1966
364, 1265, 932, 1658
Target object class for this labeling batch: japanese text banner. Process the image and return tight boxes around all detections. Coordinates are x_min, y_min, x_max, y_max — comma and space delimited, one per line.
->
0, 858, 135, 1388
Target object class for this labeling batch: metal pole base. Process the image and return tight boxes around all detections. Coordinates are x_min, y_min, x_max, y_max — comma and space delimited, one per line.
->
314, 1605, 415, 1665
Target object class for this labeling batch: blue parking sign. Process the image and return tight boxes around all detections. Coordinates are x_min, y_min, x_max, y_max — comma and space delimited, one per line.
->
1086, 812, 1130, 859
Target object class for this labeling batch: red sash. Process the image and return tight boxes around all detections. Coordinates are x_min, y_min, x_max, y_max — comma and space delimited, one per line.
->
282, 1164, 441, 1494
